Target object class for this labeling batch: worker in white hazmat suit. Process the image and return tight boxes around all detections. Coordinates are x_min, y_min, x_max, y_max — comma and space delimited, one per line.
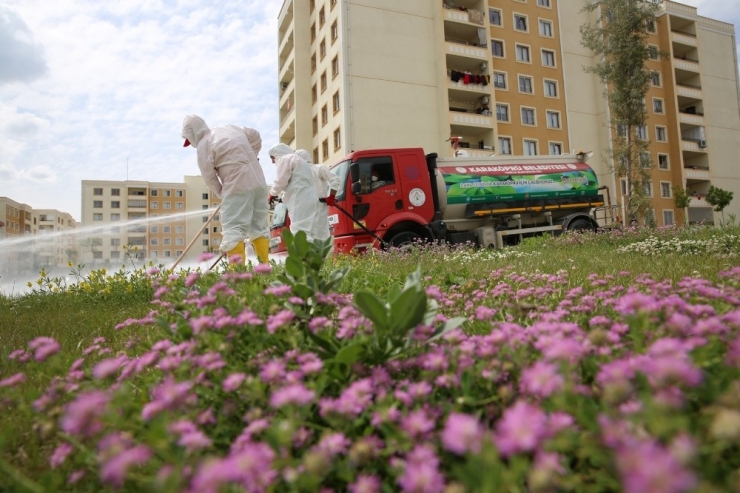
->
268, 144, 321, 241
181, 114, 270, 264
296, 149, 340, 242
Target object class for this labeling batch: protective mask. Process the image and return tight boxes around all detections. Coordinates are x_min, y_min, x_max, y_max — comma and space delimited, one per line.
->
371, 175, 378, 182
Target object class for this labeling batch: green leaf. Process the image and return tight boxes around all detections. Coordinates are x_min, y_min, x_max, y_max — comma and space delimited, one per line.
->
427, 316, 467, 342
284, 256, 305, 280
389, 285, 427, 334
333, 343, 366, 367
353, 290, 390, 331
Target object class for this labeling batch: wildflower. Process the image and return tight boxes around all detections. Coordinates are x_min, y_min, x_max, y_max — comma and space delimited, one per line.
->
67, 470, 85, 485
60, 390, 110, 437
50, 442, 73, 468
441, 413, 482, 455
28, 336, 61, 362
254, 263, 272, 274
0, 373, 26, 388
615, 440, 696, 493
222, 372, 247, 392
315, 432, 351, 456
178, 430, 213, 454
259, 360, 286, 383
270, 383, 315, 408
92, 356, 127, 380
349, 474, 381, 493
494, 400, 548, 457
397, 444, 445, 493
400, 409, 435, 439
266, 309, 295, 333
519, 361, 564, 398
99, 445, 152, 488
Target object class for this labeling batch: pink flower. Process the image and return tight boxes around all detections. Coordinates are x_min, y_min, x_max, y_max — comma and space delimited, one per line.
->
254, 263, 272, 274
349, 474, 381, 493
178, 431, 212, 454
519, 361, 564, 398
270, 383, 315, 407
50, 443, 73, 468
397, 445, 445, 493
441, 413, 482, 455
222, 372, 247, 392
0, 373, 26, 388
60, 391, 110, 437
494, 400, 548, 457
615, 440, 696, 493
266, 309, 295, 333
400, 410, 435, 439
100, 445, 152, 488
92, 356, 127, 380
315, 433, 350, 456
29, 337, 61, 362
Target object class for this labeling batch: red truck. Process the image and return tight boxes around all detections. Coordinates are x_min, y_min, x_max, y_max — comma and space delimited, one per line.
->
269, 147, 614, 255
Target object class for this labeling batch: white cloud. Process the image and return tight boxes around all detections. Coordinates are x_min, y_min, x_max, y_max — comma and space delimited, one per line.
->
0, 5, 47, 84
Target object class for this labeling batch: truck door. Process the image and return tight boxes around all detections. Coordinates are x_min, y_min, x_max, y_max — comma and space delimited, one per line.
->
344, 155, 400, 234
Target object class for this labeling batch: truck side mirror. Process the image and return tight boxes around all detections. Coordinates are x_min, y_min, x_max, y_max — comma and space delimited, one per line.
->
352, 181, 362, 194
349, 162, 360, 182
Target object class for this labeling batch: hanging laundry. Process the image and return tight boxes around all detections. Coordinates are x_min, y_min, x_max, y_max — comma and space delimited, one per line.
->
450, 70, 462, 82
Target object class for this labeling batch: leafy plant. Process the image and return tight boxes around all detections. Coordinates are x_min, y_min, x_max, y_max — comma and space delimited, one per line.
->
706, 185, 734, 226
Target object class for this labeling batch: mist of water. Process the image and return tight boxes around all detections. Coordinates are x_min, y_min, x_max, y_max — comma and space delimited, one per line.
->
0, 208, 262, 297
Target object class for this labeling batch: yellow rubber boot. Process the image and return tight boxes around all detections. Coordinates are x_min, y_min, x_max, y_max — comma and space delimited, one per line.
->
226, 241, 245, 264
251, 237, 270, 264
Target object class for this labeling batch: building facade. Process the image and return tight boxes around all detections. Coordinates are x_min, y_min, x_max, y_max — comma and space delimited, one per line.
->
80, 178, 223, 267
277, 0, 740, 226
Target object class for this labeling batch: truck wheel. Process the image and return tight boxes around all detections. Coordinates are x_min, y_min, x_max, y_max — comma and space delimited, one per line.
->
567, 218, 595, 232
388, 231, 423, 249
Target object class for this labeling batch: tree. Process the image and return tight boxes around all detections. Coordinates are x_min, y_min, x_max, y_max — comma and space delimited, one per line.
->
580, 0, 662, 225
673, 185, 692, 225
81, 237, 102, 266
705, 185, 734, 226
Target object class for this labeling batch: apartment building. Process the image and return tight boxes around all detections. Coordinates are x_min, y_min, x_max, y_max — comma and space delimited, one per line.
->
80, 179, 222, 266
277, 0, 740, 226
0, 197, 76, 275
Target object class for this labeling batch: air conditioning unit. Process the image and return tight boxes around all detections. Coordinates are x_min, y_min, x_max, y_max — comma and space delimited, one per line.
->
698, 139, 707, 148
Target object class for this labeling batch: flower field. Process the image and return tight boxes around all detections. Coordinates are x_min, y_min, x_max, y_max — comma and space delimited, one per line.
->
2, 225, 740, 492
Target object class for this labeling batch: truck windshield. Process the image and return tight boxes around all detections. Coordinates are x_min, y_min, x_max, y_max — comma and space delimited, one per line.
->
331, 160, 350, 200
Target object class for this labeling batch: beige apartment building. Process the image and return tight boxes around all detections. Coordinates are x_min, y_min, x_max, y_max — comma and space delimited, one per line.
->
80, 179, 223, 266
0, 197, 76, 274
277, 0, 740, 226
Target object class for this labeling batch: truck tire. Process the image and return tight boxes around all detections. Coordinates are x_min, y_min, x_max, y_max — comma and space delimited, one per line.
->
567, 218, 595, 232
388, 231, 423, 249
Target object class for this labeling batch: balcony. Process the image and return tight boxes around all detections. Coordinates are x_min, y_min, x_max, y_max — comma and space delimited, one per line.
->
279, 30, 294, 69
684, 167, 710, 181
679, 111, 704, 126
445, 40, 488, 60
681, 139, 707, 154
688, 196, 711, 208
671, 31, 697, 47
449, 109, 492, 128
676, 83, 702, 103
280, 117, 296, 148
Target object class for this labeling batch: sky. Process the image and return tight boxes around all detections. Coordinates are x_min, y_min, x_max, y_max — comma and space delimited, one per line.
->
1, 1, 739, 222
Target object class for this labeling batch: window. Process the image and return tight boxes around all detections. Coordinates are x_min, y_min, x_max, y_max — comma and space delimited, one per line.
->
320, 71, 327, 92
111, 238, 120, 246
150, 202, 158, 209
176, 202, 183, 209
489, 9, 502, 26
150, 225, 158, 233
636, 125, 648, 140
202, 193, 208, 200
163, 202, 171, 209
648, 45, 659, 60
163, 238, 171, 246
163, 226, 171, 233
620, 179, 628, 196
311, 54, 317, 73
93, 251, 103, 259
334, 128, 341, 150
93, 213, 103, 221
549, 142, 562, 155
644, 181, 654, 197
176, 238, 184, 245
493, 72, 507, 89
541, 49, 555, 67
660, 181, 672, 198
176, 190, 183, 197
202, 239, 209, 247
312, 84, 317, 102
320, 39, 326, 59
491, 40, 504, 57
164, 190, 171, 197
150, 190, 158, 196
313, 148, 320, 164
150, 238, 158, 246
322, 139, 329, 161
546, 111, 561, 128
333, 91, 340, 113
111, 188, 120, 196
650, 71, 661, 87
544, 79, 558, 97
538, 0, 550, 6
656, 126, 667, 142
539, 19, 552, 37
658, 154, 669, 170
521, 107, 535, 125
496, 104, 510, 122
312, 116, 319, 135
653, 98, 664, 114
514, 14, 528, 32
310, 23, 316, 42
639, 152, 651, 168
663, 210, 674, 226
319, 7, 325, 26
332, 56, 339, 77
111, 213, 120, 221
498, 137, 512, 155
523, 140, 538, 155
518, 75, 533, 93
331, 21, 338, 42
93, 200, 103, 208
646, 19, 657, 33
516, 44, 530, 62
321, 105, 328, 126
176, 226, 184, 233
94, 188, 103, 195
